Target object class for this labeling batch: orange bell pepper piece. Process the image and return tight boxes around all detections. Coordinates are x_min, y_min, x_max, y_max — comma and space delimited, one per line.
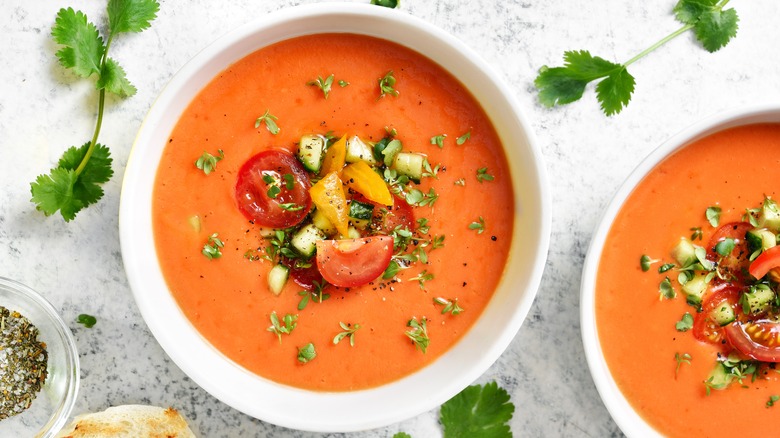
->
320, 134, 347, 176
341, 161, 394, 206
309, 172, 350, 237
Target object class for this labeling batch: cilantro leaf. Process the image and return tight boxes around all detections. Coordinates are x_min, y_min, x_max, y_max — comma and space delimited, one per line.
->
393, 433, 411, 438
108, 0, 160, 34
594, 66, 635, 116
31, 142, 114, 221
694, 9, 738, 52
52, 8, 104, 78
674, 0, 716, 24
440, 381, 514, 438
535, 50, 625, 111
97, 58, 137, 97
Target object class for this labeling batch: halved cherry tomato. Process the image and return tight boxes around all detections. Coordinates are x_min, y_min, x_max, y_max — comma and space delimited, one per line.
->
693, 284, 741, 349
749, 246, 780, 280
707, 221, 753, 282
381, 195, 416, 233
285, 260, 324, 291
724, 320, 780, 362
235, 150, 311, 228
315, 236, 393, 287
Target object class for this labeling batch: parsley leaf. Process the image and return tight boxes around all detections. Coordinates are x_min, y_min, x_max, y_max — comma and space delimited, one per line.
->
52, 8, 104, 79
76, 313, 97, 328
440, 381, 514, 438
535, 0, 738, 116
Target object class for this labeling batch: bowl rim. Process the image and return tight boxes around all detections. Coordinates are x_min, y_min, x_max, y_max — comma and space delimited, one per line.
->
120, 2, 550, 432
580, 103, 780, 437
0, 276, 80, 438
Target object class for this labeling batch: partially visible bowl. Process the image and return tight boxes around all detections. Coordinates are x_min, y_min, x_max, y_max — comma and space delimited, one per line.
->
120, 2, 550, 432
581, 104, 780, 436
0, 277, 79, 438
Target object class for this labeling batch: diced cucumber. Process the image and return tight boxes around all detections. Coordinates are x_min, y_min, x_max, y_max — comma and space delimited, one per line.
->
747, 228, 777, 253
742, 286, 775, 315
381, 139, 403, 166
372, 138, 391, 161
672, 238, 696, 266
297, 134, 326, 173
267, 264, 289, 296
759, 197, 780, 232
347, 226, 362, 239
349, 200, 374, 220
291, 224, 326, 258
706, 362, 733, 390
345, 135, 377, 165
681, 273, 708, 307
392, 152, 425, 183
311, 209, 337, 236
710, 302, 736, 326
258, 227, 278, 238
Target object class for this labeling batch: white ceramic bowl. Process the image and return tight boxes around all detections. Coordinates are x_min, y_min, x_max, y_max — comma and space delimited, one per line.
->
0, 277, 79, 438
580, 104, 780, 437
120, 3, 550, 432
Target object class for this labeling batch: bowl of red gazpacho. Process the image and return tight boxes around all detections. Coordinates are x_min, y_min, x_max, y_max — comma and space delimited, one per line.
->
581, 105, 780, 436
120, 3, 549, 432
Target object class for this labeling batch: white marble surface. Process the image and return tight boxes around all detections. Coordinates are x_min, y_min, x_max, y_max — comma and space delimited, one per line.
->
2, 0, 779, 436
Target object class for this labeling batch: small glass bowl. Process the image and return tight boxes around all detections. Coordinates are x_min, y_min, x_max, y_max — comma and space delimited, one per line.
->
0, 277, 79, 437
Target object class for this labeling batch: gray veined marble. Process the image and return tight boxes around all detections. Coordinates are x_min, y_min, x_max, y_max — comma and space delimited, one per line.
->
1, 0, 780, 437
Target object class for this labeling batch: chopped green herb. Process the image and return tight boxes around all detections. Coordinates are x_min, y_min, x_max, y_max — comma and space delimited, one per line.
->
267, 311, 297, 343
659, 277, 675, 300
30, 1, 160, 221
383, 260, 404, 279
706, 206, 722, 227
767, 395, 780, 408
378, 70, 399, 98
267, 185, 281, 199
202, 233, 224, 260
640, 254, 658, 272
422, 159, 441, 179
410, 270, 434, 289
405, 317, 429, 353
405, 188, 438, 207
297, 342, 316, 363
283, 173, 295, 190
658, 263, 675, 273
454, 178, 466, 186
476, 167, 494, 183
195, 149, 224, 175
674, 352, 691, 378
254, 109, 280, 135
690, 227, 703, 241
469, 217, 486, 234
431, 134, 447, 148
371, 0, 399, 8
743, 207, 761, 227
433, 297, 464, 315
76, 313, 97, 328
297, 281, 330, 310
262, 174, 275, 184
675, 313, 694, 332
307, 74, 335, 99
714, 238, 735, 257
534, 0, 739, 116
456, 131, 471, 145
333, 322, 361, 346
338, 79, 350, 87
278, 203, 304, 212
440, 381, 514, 438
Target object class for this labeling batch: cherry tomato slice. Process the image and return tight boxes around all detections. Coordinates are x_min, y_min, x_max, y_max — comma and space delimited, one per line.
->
381, 195, 416, 233
707, 222, 753, 282
749, 246, 780, 280
315, 236, 393, 288
724, 320, 780, 362
692, 285, 741, 349
235, 150, 312, 228
286, 260, 324, 291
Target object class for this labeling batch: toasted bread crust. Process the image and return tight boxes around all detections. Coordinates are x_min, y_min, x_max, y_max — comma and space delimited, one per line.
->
56, 405, 196, 438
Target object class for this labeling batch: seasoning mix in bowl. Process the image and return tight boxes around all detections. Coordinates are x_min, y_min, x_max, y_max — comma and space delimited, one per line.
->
121, 2, 549, 432
0, 277, 79, 438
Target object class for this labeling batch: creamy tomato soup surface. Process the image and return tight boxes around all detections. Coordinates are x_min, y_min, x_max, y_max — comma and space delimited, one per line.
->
152, 34, 515, 391
597, 124, 780, 436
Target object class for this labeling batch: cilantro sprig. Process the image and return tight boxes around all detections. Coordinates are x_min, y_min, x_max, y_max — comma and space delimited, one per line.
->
30, 0, 160, 221
535, 0, 739, 116
440, 381, 515, 438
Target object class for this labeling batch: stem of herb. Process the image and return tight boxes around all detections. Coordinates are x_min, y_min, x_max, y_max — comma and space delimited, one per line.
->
623, 24, 694, 67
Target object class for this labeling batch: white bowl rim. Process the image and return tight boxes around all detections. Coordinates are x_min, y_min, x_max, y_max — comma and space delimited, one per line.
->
120, 2, 551, 432
580, 103, 780, 437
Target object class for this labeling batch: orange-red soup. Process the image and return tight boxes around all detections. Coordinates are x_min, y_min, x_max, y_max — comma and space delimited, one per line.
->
597, 124, 780, 436
153, 34, 514, 390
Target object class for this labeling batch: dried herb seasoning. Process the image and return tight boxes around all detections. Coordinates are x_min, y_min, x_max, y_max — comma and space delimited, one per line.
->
0, 306, 48, 420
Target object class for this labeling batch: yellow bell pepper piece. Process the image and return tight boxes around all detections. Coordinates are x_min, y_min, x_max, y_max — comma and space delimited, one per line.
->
320, 134, 347, 176
341, 161, 394, 206
309, 172, 350, 237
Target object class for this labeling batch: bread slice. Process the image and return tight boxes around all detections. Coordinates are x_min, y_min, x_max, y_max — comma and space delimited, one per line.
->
56, 405, 196, 438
